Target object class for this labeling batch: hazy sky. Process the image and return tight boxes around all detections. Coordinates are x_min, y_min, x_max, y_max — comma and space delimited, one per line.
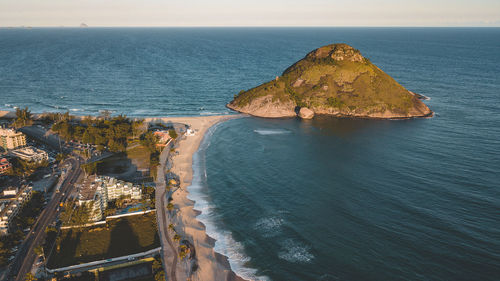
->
1, 0, 499, 27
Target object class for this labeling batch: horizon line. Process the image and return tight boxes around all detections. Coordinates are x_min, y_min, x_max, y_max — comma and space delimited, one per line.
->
1, 25, 500, 28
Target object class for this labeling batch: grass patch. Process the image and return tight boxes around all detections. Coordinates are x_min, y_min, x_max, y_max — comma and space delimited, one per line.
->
96, 153, 130, 174
126, 144, 151, 171
47, 212, 159, 269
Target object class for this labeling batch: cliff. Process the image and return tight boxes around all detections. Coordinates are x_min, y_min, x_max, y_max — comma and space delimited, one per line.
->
227, 43, 432, 119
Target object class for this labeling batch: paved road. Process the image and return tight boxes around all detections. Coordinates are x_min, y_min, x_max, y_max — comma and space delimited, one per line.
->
19, 126, 68, 154
155, 140, 183, 281
7, 157, 82, 280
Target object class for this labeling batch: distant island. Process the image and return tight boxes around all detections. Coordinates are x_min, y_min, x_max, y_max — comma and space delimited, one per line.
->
227, 43, 432, 119
80, 23, 88, 28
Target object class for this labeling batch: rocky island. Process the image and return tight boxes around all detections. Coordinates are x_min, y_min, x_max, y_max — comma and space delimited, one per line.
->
227, 43, 432, 119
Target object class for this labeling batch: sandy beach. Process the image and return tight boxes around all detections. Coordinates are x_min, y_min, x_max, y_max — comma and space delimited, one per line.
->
1, 109, 247, 280
150, 115, 247, 281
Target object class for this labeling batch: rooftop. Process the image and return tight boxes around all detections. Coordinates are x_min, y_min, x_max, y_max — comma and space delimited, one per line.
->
0, 128, 23, 137
10, 146, 47, 157
79, 175, 99, 201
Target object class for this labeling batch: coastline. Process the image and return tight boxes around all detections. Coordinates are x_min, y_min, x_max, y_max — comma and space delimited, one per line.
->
152, 115, 248, 281
1, 110, 248, 280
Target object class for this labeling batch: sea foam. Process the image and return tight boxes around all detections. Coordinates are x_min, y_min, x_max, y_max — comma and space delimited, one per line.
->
254, 129, 291, 135
188, 122, 269, 281
278, 238, 314, 263
254, 216, 284, 238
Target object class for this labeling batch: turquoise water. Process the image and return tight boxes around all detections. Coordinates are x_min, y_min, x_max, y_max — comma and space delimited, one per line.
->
1, 28, 499, 280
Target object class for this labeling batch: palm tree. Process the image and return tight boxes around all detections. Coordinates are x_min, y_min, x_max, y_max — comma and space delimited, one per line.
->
15, 107, 32, 128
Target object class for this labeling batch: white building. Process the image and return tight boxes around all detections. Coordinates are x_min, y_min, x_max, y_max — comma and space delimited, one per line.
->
0, 186, 33, 235
78, 176, 142, 221
10, 146, 48, 162
101, 177, 142, 201
185, 128, 195, 136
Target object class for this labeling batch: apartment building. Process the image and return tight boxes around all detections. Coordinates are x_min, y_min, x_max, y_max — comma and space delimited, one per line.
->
78, 176, 142, 221
0, 186, 33, 235
0, 128, 26, 150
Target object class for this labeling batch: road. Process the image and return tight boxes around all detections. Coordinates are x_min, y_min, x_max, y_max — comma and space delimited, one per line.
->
7, 157, 82, 280
19, 126, 69, 154
4, 126, 82, 280
155, 140, 185, 281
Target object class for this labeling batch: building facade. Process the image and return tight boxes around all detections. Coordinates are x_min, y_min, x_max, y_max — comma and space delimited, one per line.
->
78, 176, 142, 221
0, 158, 11, 175
0, 129, 26, 150
9, 146, 48, 162
0, 186, 33, 235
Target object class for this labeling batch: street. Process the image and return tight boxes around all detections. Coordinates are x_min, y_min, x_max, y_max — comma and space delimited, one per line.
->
7, 157, 81, 280
2, 125, 82, 280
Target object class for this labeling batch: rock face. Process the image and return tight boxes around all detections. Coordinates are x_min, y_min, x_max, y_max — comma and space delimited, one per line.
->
298, 107, 314, 119
227, 43, 432, 119
226, 95, 296, 118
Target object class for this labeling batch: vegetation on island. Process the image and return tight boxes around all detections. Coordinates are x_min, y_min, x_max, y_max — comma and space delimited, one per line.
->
229, 43, 431, 118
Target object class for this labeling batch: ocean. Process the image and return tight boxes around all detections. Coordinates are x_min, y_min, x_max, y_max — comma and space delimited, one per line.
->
1, 27, 499, 280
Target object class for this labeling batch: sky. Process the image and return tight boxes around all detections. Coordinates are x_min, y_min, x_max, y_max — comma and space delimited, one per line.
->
1, 0, 499, 27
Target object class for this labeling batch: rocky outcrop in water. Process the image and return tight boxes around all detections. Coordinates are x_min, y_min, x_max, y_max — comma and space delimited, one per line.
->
227, 43, 432, 119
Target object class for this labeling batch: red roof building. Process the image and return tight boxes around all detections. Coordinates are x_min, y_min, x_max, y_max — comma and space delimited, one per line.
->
0, 158, 11, 175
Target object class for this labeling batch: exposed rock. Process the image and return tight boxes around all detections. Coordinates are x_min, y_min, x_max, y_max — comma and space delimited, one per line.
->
227, 43, 432, 119
226, 95, 296, 118
298, 107, 314, 119
292, 79, 304, 88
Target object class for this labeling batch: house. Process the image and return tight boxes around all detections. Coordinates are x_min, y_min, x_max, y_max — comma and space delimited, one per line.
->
0, 158, 11, 175
153, 130, 171, 144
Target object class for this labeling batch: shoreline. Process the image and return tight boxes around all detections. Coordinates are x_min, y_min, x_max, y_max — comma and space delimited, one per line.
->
1, 109, 249, 280
155, 115, 248, 281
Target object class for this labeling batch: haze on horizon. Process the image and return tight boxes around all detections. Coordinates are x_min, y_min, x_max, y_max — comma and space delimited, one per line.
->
1, 0, 499, 27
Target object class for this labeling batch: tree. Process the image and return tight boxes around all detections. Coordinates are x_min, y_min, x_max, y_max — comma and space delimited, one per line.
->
140, 131, 158, 153
132, 119, 145, 139
167, 203, 174, 211
56, 153, 68, 163
34, 245, 45, 262
0, 240, 11, 267
25, 273, 36, 281
15, 107, 33, 128
168, 129, 178, 139
82, 162, 98, 175
154, 271, 165, 281
152, 259, 163, 272
173, 234, 181, 242
59, 200, 91, 226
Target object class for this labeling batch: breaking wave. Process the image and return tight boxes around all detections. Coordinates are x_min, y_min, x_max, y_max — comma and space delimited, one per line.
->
278, 239, 314, 263
188, 122, 269, 281
254, 129, 292, 135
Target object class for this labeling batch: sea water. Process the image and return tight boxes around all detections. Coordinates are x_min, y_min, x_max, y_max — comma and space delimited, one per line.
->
1, 27, 499, 280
